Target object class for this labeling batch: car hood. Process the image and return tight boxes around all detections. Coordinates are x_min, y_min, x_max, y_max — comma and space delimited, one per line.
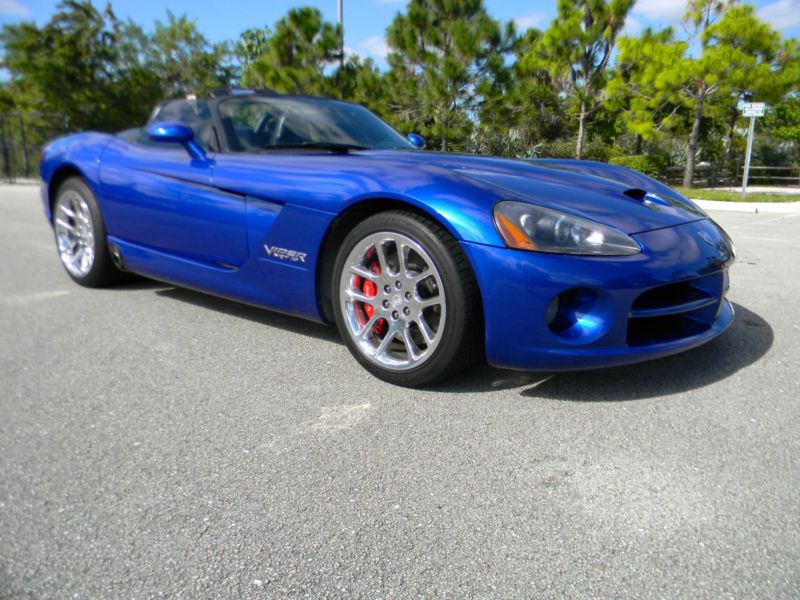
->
371, 151, 705, 235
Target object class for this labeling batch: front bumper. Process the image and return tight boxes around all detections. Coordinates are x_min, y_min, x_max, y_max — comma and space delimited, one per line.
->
461, 218, 735, 371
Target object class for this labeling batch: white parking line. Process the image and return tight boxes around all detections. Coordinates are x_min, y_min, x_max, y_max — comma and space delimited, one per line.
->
727, 213, 800, 230
737, 236, 798, 245
758, 213, 800, 223
1, 290, 71, 305
304, 403, 372, 432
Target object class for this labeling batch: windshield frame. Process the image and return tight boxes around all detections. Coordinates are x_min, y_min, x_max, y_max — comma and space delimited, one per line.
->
213, 95, 416, 154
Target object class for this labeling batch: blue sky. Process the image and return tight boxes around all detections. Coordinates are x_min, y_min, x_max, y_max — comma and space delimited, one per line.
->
2, 0, 800, 70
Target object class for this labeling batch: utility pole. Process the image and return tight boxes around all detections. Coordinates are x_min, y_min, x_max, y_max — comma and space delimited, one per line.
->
338, 0, 344, 70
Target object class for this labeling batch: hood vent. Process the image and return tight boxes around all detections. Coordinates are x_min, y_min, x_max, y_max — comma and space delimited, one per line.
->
623, 188, 673, 208
623, 188, 647, 201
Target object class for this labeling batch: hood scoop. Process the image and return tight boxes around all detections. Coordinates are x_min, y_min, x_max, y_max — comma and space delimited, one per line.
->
623, 188, 647, 200
623, 188, 673, 207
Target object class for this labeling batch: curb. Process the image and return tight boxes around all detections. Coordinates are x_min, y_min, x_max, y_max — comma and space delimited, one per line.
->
2, 179, 40, 186
692, 198, 800, 214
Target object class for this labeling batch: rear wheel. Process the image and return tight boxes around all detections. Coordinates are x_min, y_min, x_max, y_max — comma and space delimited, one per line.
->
53, 177, 121, 287
332, 211, 482, 386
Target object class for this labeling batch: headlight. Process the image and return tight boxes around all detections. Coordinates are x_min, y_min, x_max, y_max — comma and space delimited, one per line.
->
493, 201, 641, 256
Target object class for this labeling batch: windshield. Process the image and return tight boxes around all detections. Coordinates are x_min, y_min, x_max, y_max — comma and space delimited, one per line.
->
217, 96, 415, 152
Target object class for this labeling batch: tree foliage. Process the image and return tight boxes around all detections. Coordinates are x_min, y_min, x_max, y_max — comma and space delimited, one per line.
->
236, 27, 271, 68
0, 0, 235, 131
0, 1, 160, 130
240, 8, 339, 95
478, 28, 565, 153
521, 0, 635, 159
385, 0, 513, 151
606, 28, 689, 143
147, 12, 235, 98
766, 95, 800, 144
675, 0, 800, 186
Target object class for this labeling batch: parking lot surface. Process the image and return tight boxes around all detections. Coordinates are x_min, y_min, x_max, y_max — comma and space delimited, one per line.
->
1, 184, 798, 598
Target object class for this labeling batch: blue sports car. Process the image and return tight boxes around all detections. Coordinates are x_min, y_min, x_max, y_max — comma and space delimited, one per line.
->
39, 89, 735, 386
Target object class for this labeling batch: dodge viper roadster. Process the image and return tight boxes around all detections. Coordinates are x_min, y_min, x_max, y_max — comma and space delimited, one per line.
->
39, 89, 735, 386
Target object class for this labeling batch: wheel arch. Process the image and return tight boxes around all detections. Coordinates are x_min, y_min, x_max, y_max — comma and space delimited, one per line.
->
47, 164, 86, 220
315, 197, 483, 325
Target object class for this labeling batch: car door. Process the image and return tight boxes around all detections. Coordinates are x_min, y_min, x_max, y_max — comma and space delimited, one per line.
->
98, 99, 248, 268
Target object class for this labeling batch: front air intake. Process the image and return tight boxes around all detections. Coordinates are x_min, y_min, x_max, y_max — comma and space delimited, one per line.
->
627, 273, 725, 346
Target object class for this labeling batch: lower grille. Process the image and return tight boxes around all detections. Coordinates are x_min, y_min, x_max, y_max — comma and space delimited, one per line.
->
627, 273, 724, 346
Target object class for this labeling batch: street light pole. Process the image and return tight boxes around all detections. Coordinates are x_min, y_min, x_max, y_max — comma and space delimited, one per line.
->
338, 0, 344, 70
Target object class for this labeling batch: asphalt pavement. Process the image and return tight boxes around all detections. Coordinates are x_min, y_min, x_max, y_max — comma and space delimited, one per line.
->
1, 183, 799, 598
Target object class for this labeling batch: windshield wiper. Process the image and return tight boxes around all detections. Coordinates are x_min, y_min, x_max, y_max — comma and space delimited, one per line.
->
260, 142, 372, 153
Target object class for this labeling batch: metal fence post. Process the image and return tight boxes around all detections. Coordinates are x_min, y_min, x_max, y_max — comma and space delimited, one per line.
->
19, 114, 29, 179
0, 116, 13, 183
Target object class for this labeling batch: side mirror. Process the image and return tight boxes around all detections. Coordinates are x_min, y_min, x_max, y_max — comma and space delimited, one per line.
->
407, 133, 426, 150
147, 122, 206, 160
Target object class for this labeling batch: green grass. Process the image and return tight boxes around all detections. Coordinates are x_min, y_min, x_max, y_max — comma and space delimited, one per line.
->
675, 188, 800, 203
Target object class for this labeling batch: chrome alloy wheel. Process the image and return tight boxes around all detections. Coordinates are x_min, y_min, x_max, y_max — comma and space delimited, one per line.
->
54, 190, 96, 278
339, 232, 447, 371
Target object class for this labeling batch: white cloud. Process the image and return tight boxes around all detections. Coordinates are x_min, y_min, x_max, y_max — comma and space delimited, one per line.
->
357, 35, 390, 59
514, 12, 546, 32
759, 0, 800, 30
633, 0, 687, 24
0, 0, 28, 17
621, 14, 643, 36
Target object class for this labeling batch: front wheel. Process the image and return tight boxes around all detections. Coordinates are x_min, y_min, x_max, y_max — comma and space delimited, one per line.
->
332, 211, 482, 387
53, 177, 122, 287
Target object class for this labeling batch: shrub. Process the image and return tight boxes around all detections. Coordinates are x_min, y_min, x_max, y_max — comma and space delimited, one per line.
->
609, 155, 662, 178
754, 141, 793, 167
538, 138, 613, 162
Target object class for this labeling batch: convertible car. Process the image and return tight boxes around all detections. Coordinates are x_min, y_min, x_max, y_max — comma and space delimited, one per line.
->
39, 89, 735, 386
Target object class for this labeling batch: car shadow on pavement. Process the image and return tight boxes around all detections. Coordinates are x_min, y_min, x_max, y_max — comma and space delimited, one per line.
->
106, 277, 172, 291
517, 303, 772, 402
124, 279, 772, 398
144, 284, 549, 387
151, 285, 341, 343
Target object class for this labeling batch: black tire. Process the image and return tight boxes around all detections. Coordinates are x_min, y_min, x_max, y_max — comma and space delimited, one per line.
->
331, 210, 483, 387
52, 177, 122, 287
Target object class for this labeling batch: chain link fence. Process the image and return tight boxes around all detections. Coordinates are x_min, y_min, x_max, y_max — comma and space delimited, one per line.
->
0, 112, 68, 182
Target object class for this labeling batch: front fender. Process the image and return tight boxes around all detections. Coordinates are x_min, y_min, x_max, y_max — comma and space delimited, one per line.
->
338, 188, 506, 248
40, 132, 115, 219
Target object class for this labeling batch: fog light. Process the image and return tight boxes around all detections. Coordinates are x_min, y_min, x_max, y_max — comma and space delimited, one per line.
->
547, 287, 612, 344
545, 296, 560, 326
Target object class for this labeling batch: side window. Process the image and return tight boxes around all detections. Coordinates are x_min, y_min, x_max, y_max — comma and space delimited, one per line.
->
140, 99, 218, 151
218, 100, 272, 151
217, 98, 313, 151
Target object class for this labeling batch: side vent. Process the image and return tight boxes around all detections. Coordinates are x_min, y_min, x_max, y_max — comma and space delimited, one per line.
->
108, 242, 126, 271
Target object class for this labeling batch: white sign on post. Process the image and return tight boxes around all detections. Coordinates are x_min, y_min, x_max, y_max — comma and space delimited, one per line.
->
741, 103, 766, 199
742, 102, 766, 117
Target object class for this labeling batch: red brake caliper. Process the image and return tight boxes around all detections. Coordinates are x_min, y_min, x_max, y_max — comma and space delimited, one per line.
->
359, 260, 387, 336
